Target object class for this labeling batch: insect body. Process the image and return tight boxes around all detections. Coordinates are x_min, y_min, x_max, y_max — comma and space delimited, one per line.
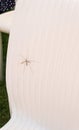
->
20, 56, 34, 72
21, 59, 31, 66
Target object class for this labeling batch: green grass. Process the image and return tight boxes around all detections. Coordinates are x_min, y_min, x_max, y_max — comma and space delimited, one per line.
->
0, 33, 10, 128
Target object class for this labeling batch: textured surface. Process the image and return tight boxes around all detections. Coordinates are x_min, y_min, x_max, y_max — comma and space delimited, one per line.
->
1, 0, 79, 129
0, 0, 15, 14
0, 81, 10, 128
0, 34, 10, 128
0, 33, 3, 81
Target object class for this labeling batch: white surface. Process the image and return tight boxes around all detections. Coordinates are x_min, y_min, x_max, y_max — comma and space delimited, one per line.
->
1, 0, 79, 129
0, 11, 14, 33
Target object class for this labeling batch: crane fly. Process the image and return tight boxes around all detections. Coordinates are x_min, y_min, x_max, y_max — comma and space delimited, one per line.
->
20, 55, 39, 73
20, 56, 36, 73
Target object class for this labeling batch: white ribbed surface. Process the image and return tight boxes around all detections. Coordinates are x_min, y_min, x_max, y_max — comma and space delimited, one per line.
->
1, 0, 79, 129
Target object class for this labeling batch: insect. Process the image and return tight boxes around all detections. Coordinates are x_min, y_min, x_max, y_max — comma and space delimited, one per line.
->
21, 59, 31, 66
20, 55, 39, 73
20, 56, 35, 73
